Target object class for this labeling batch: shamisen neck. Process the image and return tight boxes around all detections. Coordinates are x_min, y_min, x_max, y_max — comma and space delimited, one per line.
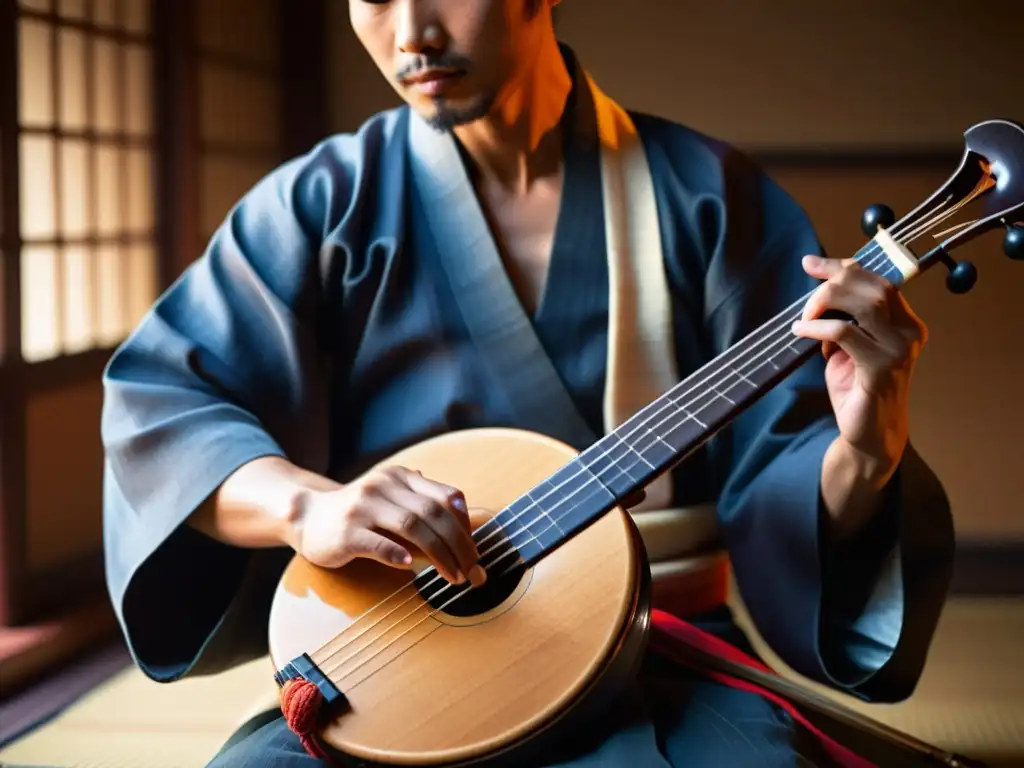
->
478, 228, 921, 569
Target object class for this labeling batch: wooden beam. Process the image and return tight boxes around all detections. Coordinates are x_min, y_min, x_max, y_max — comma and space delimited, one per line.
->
752, 147, 963, 171
17, 548, 107, 626
279, 0, 329, 159
154, 0, 200, 285
0, 596, 118, 698
0, 0, 29, 627
20, 348, 114, 394
950, 538, 1024, 596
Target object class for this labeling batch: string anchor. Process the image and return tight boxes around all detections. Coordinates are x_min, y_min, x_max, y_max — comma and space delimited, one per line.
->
860, 204, 896, 237
1004, 223, 1024, 260
932, 247, 978, 294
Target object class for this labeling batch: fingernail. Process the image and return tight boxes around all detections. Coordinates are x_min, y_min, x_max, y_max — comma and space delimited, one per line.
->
392, 551, 412, 566
451, 496, 467, 513
803, 255, 821, 268
468, 565, 487, 587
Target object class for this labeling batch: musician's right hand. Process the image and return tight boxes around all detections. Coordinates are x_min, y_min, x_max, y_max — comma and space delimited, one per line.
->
292, 465, 483, 586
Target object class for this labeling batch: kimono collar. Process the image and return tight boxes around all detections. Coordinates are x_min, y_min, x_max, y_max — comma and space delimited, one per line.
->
407, 44, 679, 511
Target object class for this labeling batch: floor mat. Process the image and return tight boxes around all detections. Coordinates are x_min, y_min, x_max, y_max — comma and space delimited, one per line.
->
732, 595, 1024, 766
0, 596, 1021, 768
0, 654, 279, 768
0, 642, 132, 749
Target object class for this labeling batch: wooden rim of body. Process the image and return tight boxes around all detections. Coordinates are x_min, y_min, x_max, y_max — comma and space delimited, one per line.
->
267, 428, 644, 765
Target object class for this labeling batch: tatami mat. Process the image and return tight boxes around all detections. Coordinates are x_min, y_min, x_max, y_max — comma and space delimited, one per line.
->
732, 592, 1024, 766
1, 594, 1021, 767
0, 655, 279, 768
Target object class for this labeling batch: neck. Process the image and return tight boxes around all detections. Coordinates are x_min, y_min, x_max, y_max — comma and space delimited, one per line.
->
454, 35, 571, 193
473, 239, 918, 570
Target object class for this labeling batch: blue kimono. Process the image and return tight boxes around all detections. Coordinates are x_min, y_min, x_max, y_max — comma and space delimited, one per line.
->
101, 46, 954, 767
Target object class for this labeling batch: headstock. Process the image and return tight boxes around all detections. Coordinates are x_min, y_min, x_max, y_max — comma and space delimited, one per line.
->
857, 119, 1024, 294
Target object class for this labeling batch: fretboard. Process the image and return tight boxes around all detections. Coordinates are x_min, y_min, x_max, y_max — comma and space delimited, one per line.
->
484, 239, 909, 569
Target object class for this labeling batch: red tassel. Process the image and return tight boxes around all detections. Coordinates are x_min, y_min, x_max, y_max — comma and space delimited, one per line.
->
279, 612, 874, 767
281, 678, 330, 760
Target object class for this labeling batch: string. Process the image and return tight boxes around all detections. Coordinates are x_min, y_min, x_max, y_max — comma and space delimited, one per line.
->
316, 250, 903, 683
320, 266, 905, 685
312, 202, 951, 683
312, 213, 929, 681
892, 177, 991, 248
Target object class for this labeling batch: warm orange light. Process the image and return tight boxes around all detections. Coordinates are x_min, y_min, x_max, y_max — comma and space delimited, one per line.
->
60, 140, 89, 238
20, 246, 59, 362
19, 137, 55, 240
61, 245, 94, 354
59, 28, 88, 130
94, 245, 125, 348
92, 37, 118, 134
95, 144, 121, 236
16, 9, 157, 362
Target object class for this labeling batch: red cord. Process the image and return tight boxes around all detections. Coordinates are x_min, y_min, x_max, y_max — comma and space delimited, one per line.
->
650, 609, 876, 768
281, 678, 331, 760
279, 611, 876, 767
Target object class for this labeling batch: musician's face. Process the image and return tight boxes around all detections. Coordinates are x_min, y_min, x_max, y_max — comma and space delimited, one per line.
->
350, 0, 560, 131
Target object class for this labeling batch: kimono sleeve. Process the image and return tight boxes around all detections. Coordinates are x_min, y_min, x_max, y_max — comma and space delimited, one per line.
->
101, 141, 347, 682
699, 150, 956, 703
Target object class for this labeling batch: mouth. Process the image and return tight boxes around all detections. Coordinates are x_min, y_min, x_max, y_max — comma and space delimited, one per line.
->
400, 69, 465, 97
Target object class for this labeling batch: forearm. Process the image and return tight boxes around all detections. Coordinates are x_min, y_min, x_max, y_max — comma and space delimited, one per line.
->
187, 456, 341, 550
820, 435, 899, 542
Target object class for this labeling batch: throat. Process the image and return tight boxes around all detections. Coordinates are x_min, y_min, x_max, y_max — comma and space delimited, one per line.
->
474, 170, 564, 317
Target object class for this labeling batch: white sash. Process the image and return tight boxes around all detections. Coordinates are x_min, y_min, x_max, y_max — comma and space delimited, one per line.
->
585, 73, 720, 559
241, 72, 729, 730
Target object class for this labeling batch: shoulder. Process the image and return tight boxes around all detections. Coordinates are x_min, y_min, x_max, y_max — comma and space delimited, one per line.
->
629, 110, 806, 223
628, 111, 823, 313
168, 107, 410, 314
629, 110, 739, 196
237, 106, 411, 238
631, 109, 819, 239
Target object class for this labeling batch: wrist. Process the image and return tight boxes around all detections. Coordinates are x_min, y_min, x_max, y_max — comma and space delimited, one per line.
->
829, 436, 899, 491
821, 436, 901, 540
271, 466, 341, 552
192, 455, 341, 550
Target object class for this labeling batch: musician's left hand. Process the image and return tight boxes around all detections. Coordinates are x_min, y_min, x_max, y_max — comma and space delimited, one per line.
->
791, 255, 928, 485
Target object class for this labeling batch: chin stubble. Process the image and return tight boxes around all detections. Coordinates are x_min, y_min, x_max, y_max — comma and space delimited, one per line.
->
424, 91, 498, 133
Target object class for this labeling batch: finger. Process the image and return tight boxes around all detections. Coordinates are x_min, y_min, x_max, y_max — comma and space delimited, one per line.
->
800, 263, 874, 323
344, 528, 414, 570
376, 487, 470, 584
800, 254, 844, 282
398, 473, 480, 577
800, 254, 862, 281
402, 470, 473, 534
800, 259, 907, 338
382, 468, 484, 587
791, 318, 880, 362
379, 466, 472, 532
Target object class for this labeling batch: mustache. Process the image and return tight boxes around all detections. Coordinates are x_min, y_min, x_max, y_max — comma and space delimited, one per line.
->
396, 53, 472, 80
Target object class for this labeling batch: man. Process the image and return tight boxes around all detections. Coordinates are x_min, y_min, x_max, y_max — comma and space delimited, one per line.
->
101, 0, 955, 765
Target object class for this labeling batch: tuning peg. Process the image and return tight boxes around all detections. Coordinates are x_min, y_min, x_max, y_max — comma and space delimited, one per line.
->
1004, 224, 1024, 261
945, 259, 978, 294
861, 204, 896, 237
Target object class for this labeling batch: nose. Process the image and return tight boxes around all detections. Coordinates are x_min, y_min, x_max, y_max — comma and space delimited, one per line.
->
394, 0, 446, 54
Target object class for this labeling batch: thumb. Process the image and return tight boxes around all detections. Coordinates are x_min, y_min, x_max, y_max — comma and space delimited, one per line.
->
619, 489, 647, 509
